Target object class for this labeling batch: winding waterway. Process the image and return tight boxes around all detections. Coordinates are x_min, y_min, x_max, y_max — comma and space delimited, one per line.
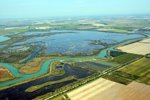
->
0, 64, 93, 99
0, 31, 146, 88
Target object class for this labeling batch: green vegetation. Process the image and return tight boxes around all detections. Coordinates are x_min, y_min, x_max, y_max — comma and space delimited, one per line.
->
0, 48, 34, 63
26, 76, 76, 92
71, 61, 112, 72
104, 57, 150, 85
34, 73, 99, 100
65, 58, 118, 72
19, 58, 45, 74
106, 19, 150, 32
0, 16, 149, 100
102, 70, 139, 85
120, 57, 150, 85
0, 27, 29, 35
102, 74, 132, 85
110, 53, 142, 64
50, 61, 65, 76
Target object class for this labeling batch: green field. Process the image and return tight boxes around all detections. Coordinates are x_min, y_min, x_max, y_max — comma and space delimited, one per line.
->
110, 53, 142, 64
104, 57, 150, 85
120, 57, 150, 85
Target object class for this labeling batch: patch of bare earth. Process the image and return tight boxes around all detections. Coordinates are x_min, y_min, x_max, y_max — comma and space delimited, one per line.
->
0, 67, 14, 82
67, 78, 150, 100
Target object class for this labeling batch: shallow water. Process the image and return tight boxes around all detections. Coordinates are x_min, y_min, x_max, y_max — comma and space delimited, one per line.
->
0, 45, 6, 48
0, 30, 146, 99
14, 30, 144, 55
0, 36, 10, 42
0, 64, 92, 99
0, 31, 145, 87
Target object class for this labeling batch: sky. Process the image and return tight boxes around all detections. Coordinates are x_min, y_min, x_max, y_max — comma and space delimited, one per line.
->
0, 0, 150, 18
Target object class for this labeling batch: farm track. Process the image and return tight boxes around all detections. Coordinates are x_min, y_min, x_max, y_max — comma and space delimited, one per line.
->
45, 56, 144, 100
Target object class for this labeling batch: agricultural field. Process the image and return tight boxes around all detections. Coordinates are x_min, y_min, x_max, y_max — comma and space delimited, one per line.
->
0, 16, 149, 100
67, 78, 150, 100
66, 59, 118, 72
104, 57, 150, 85
119, 57, 150, 85
109, 51, 142, 64
118, 38, 150, 55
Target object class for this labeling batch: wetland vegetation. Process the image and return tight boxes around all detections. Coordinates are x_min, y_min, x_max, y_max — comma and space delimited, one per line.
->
0, 16, 149, 100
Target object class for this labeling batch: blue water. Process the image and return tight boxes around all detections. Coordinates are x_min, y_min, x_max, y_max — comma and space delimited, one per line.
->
22, 31, 50, 36
20, 47, 41, 63
0, 45, 6, 49
14, 30, 144, 55
0, 30, 146, 87
0, 36, 10, 42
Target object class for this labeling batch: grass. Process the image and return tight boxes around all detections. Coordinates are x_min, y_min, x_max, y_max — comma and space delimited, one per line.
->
34, 73, 99, 100
104, 57, 150, 85
0, 27, 29, 35
110, 53, 142, 64
26, 76, 76, 93
120, 58, 150, 76
103, 73, 132, 85
65, 58, 117, 72
19, 58, 45, 74
0, 46, 34, 63
49, 61, 65, 76
73, 61, 112, 72
119, 57, 150, 85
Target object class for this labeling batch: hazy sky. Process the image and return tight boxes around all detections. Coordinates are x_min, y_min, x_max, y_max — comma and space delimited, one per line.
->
0, 0, 150, 18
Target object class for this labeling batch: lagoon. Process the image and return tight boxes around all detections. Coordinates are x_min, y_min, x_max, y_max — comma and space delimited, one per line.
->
0, 36, 10, 42
14, 30, 144, 55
